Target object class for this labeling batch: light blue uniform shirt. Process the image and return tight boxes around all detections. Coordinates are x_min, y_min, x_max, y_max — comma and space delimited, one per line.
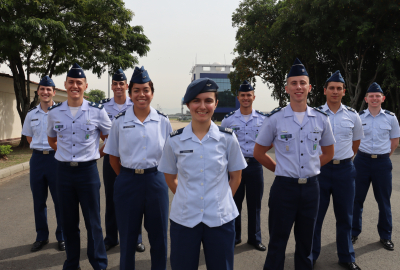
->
221, 109, 266, 157
21, 103, 55, 151
47, 100, 112, 162
104, 106, 172, 169
318, 103, 364, 160
256, 105, 335, 178
158, 122, 247, 228
100, 97, 133, 121
358, 108, 400, 154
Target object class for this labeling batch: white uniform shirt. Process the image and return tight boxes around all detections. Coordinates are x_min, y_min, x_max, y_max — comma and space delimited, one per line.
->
358, 108, 400, 154
100, 97, 133, 121
21, 103, 55, 151
104, 106, 172, 169
47, 100, 112, 162
158, 122, 247, 228
256, 105, 335, 178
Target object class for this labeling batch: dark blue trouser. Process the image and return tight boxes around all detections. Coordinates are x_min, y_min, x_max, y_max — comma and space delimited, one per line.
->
264, 176, 319, 270
114, 167, 169, 270
170, 219, 235, 270
234, 158, 264, 244
102, 155, 142, 246
312, 161, 356, 263
57, 161, 107, 270
352, 154, 393, 239
30, 150, 63, 242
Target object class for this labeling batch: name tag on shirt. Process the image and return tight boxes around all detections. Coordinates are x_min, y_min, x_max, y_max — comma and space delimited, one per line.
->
280, 134, 292, 139
232, 127, 240, 131
123, 125, 135, 129
108, 115, 113, 119
180, 150, 193, 153
55, 125, 63, 129
31, 119, 39, 121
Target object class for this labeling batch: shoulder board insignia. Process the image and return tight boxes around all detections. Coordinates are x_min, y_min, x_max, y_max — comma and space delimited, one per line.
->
114, 111, 126, 119
345, 105, 356, 113
317, 106, 323, 110
218, 126, 233, 134
266, 107, 282, 117
385, 110, 395, 116
156, 110, 167, 118
313, 107, 328, 116
359, 110, 365, 115
27, 106, 38, 113
255, 110, 267, 116
89, 102, 104, 109
99, 98, 111, 104
48, 102, 62, 111
170, 128, 184, 137
224, 110, 236, 119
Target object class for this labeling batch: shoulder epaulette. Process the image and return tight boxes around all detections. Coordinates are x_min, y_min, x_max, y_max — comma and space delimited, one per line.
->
224, 110, 236, 119
218, 126, 233, 135
313, 107, 328, 116
28, 106, 38, 113
170, 128, 184, 137
256, 110, 267, 116
89, 102, 104, 109
99, 98, 111, 104
266, 107, 282, 117
114, 111, 126, 119
156, 110, 167, 118
317, 106, 323, 110
359, 110, 365, 115
385, 110, 395, 116
345, 105, 356, 113
48, 102, 62, 111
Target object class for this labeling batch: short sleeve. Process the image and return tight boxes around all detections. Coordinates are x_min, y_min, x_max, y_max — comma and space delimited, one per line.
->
352, 113, 364, 141
255, 117, 275, 147
227, 135, 247, 172
319, 117, 336, 146
103, 119, 120, 157
390, 116, 400, 139
21, 112, 33, 137
158, 136, 178, 175
47, 111, 57, 138
165, 119, 173, 138
98, 109, 112, 135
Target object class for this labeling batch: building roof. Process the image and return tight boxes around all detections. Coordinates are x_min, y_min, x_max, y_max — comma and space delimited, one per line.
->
0, 72, 67, 92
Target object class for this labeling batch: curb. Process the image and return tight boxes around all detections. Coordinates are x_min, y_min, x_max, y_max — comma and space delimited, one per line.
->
0, 162, 30, 180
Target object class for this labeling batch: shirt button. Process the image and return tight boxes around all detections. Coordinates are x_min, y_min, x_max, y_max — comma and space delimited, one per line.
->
73, 144, 75, 146
143, 158, 146, 160
143, 147, 146, 149
200, 169, 203, 172
73, 155, 75, 157
201, 209, 204, 212
143, 135, 145, 138
301, 166, 304, 168
201, 197, 203, 200
73, 132, 75, 134
201, 183, 204, 186
301, 140, 303, 143
200, 156, 203, 158
301, 128, 303, 130
301, 153, 303, 156
73, 121, 75, 123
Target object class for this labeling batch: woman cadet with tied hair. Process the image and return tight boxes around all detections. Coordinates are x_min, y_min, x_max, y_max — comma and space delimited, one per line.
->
158, 78, 247, 270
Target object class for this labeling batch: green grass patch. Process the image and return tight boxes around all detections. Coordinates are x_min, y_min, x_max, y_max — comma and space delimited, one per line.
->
0, 143, 32, 170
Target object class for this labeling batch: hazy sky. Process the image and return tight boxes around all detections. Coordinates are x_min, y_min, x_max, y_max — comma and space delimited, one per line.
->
2, 0, 279, 114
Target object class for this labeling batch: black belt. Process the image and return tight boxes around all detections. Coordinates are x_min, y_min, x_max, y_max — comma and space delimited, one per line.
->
33, 149, 54, 155
123, 166, 158, 175
357, 150, 390, 159
328, 158, 352, 165
244, 157, 258, 163
58, 160, 96, 167
276, 175, 318, 184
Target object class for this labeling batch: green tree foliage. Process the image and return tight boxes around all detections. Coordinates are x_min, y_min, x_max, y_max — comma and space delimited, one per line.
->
0, 0, 150, 147
231, 0, 400, 117
85, 89, 106, 103
0, 145, 13, 160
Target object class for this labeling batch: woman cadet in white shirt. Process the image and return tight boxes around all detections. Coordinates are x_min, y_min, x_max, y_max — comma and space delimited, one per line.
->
158, 78, 247, 270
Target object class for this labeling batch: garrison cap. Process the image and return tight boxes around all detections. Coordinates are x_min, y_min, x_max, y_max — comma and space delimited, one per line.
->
326, 70, 345, 84
113, 68, 127, 81
183, 78, 218, 104
130, 66, 151, 84
367, 82, 383, 93
39, 75, 55, 87
67, 63, 86, 78
239, 80, 254, 92
287, 58, 309, 78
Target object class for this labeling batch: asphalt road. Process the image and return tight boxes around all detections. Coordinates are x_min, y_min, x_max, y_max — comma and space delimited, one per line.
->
0, 148, 400, 270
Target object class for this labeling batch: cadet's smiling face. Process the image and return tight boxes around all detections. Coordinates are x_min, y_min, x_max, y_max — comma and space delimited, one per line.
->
64, 77, 88, 100
324, 82, 345, 104
285, 76, 312, 103
38, 86, 56, 103
187, 92, 218, 123
112, 80, 128, 98
237, 91, 255, 108
129, 82, 153, 110
365, 92, 385, 109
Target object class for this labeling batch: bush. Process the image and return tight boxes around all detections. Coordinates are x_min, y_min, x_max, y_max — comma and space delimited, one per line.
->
0, 145, 13, 159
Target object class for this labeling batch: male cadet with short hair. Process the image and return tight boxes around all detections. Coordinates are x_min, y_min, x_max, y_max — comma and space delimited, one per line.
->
47, 63, 111, 270
352, 82, 400, 251
221, 80, 266, 251
312, 71, 363, 270
99, 69, 145, 253
254, 58, 335, 270
21, 76, 65, 252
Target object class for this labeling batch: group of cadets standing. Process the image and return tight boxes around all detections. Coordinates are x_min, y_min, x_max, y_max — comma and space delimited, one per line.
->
21, 58, 399, 270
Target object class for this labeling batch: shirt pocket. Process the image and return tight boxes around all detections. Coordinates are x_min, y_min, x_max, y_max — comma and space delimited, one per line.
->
276, 134, 296, 154
307, 133, 321, 154
362, 124, 370, 135
80, 124, 97, 141
53, 123, 67, 141
30, 120, 41, 137
339, 121, 354, 140
252, 125, 262, 140
378, 124, 391, 140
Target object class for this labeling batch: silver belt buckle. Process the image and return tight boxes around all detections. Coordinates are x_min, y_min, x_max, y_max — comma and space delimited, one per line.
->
245, 158, 250, 163
70, 162, 79, 167
371, 155, 378, 159
333, 160, 340, 164
43, 151, 49, 154
135, 169, 144, 174
298, 178, 307, 184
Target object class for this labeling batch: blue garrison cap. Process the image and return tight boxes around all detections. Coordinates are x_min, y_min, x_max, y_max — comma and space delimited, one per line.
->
113, 68, 127, 81
130, 66, 151, 84
367, 82, 383, 93
183, 78, 219, 104
39, 75, 55, 87
239, 80, 254, 92
67, 63, 86, 78
287, 58, 309, 78
326, 70, 345, 83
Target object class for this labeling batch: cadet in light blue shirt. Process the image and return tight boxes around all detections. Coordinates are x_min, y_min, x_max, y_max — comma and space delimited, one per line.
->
312, 71, 363, 270
352, 82, 400, 252
21, 76, 64, 253
159, 78, 247, 270
104, 66, 172, 270
221, 80, 267, 251
254, 58, 335, 270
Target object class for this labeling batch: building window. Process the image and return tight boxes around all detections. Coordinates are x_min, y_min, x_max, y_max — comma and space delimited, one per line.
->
203, 66, 211, 71
213, 78, 236, 108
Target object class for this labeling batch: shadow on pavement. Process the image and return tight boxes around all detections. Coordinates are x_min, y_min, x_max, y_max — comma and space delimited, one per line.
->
0, 249, 67, 269
354, 241, 383, 256
0, 242, 64, 261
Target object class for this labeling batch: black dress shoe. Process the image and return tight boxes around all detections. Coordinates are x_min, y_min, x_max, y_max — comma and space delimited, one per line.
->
58, 241, 65, 251
351, 236, 358, 244
338, 261, 361, 270
380, 239, 394, 250
235, 239, 242, 246
136, 242, 145, 252
105, 243, 118, 251
247, 241, 266, 251
31, 239, 49, 252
